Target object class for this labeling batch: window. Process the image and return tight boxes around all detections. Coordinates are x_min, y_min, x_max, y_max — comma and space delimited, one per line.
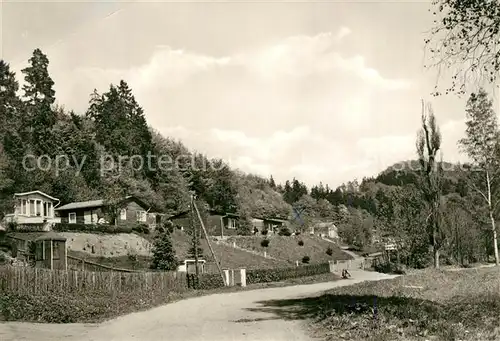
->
227, 218, 237, 229
36, 200, 41, 216
29, 200, 35, 216
136, 211, 146, 222
43, 202, 48, 217
52, 242, 60, 260
21, 199, 27, 215
68, 212, 76, 224
120, 208, 127, 220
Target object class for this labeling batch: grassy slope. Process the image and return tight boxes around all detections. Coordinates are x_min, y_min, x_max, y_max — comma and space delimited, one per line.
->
168, 230, 290, 270
71, 231, 290, 271
251, 267, 500, 341
226, 235, 353, 264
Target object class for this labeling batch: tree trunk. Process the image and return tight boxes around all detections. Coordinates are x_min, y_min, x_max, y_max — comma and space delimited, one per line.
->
489, 210, 500, 266
434, 248, 440, 268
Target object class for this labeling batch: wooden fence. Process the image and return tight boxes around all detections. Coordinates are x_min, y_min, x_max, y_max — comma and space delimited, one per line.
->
67, 255, 138, 273
0, 265, 188, 296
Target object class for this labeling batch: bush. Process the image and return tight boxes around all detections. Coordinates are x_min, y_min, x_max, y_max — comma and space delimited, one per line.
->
260, 239, 270, 247
326, 247, 333, 256
190, 273, 225, 290
302, 255, 310, 264
261, 229, 268, 236
53, 223, 133, 234
278, 228, 292, 236
374, 261, 406, 275
298, 240, 304, 246
132, 224, 150, 234
6, 221, 18, 232
246, 263, 330, 284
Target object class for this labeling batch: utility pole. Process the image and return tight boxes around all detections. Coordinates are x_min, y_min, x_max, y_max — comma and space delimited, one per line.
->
190, 194, 200, 288
193, 198, 226, 286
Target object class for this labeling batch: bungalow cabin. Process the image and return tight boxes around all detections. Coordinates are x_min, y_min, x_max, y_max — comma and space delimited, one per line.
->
2, 191, 61, 231
262, 217, 288, 233
313, 222, 339, 239
6, 231, 67, 270
251, 217, 288, 234
55, 196, 154, 228
168, 210, 240, 236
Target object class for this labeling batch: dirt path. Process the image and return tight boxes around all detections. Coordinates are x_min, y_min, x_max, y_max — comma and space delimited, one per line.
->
1, 271, 397, 341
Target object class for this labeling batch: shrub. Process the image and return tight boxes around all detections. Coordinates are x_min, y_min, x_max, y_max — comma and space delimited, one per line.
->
190, 273, 225, 290
53, 223, 133, 234
298, 240, 304, 246
278, 228, 292, 236
326, 247, 333, 256
261, 229, 268, 236
6, 221, 18, 231
374, 261, 406, 275
132, 224, 150, 234
294, 231, 301, 236
302, 255, 310, 264
260, 239, 270, 247
246, 263, 330, 284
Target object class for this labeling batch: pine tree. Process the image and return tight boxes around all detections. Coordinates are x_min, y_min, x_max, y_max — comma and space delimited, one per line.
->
269, 175, 276, 189
21, 49, 56, 155
150, 231, 178, 271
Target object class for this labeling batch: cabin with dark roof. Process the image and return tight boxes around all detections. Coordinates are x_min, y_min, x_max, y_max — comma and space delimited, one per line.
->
168, 210, 240, 236
55, 196, 156, 227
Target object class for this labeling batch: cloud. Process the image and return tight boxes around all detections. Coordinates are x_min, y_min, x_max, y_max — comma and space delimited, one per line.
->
59, 27, 410, 109
37, 25, 420, 186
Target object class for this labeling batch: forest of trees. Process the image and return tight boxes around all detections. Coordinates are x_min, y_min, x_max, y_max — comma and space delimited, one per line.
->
1, 48, 500, 269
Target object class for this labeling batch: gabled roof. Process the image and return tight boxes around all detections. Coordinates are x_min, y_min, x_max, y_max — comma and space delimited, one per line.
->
55, 199, 104, 211
14, 190, 59, 202
55, 196, 149, 211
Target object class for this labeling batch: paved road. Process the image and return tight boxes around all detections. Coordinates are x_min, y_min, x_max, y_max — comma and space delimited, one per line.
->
1, 271, 397, 341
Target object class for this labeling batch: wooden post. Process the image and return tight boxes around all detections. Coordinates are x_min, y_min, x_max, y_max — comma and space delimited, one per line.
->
193, 198, 226, 286
50, 240, 53, 270
190, 195, 200, 288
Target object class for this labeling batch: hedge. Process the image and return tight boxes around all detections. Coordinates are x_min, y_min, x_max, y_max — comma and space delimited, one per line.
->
246, 263, 330, 284
53, 223, 137, 234
187, 273, 225, 290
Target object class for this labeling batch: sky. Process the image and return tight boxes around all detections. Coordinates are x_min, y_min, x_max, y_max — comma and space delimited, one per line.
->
1, 0, 499, 188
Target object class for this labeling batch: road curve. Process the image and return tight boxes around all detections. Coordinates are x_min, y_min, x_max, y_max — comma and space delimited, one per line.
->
1, 271, 397, 341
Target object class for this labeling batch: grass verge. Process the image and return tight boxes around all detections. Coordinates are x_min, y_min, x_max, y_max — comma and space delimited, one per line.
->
248, 267, 500, 341
0, 272, 339, 324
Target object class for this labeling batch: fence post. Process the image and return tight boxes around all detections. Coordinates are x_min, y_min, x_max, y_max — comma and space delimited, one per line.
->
240, 269, 246, 287
223, 269, 230, 286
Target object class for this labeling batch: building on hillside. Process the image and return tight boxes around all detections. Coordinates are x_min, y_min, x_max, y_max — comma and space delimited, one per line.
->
2, 190, 61, 231
313, 222, 339, 239
55, 196, 159, 228
6, 231, 67, 270
251, 217, 288, 234
251, 218, 264, 234
168, 210, 240, 236
177, 259, 206, 273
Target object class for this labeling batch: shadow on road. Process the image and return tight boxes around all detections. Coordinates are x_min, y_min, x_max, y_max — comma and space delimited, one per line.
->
244, 293, 442, 322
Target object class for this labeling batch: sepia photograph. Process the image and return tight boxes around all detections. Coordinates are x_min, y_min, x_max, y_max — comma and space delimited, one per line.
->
1, 0, 500, 340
